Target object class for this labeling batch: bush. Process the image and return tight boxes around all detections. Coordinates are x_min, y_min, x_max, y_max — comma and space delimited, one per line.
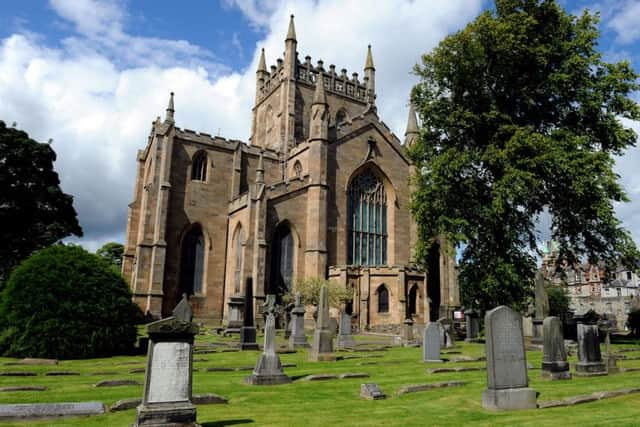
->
287, 277, 353, 309
546, 285, 571, 319
0, 244, 142, 359
627, 308, 640, 337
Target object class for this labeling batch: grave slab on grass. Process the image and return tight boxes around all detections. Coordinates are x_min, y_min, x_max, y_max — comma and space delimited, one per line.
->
0, 386, 48, 392
304, 374, 338, 381
45, 371, 80, 376
397, 381, 467, 396
0, 402, 105, 420
0, 371, 36, 376
339, 373, 370, 379
95, 379, 141, 387
360, 383, 386, 400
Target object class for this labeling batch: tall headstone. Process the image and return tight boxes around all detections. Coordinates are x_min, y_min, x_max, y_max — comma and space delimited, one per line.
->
575, 323, 606, 376
245, 295, 291, 385
541, 316, 571, 380
482, 306, 537, 411
309, 285, 335, 361
464, 308, 480, 343
134, 294, 199, 427
240, 278, 259, 351
402, 317, 415, 347
223, 294, 244, 335
532, 271, 549, 345
423, 322, 443, 363
288, 293, 308, 349
336, 312, 355, 349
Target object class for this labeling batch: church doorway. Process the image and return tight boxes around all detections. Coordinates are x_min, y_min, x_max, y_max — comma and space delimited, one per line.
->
268, 222, 294, 304
426, 242, 441, 321
179, 224, 205, 297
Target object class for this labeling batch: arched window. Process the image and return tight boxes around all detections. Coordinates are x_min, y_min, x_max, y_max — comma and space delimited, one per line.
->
233, 226, 244, 294
336, 109, 348, 126
180, 224, 205, 295
191, 152, 207, 181
269, 223, 294, 298
293, 161, 302, 177
348, 169, 387, 266
377, 285, 389, 313
408, 284, 418, 315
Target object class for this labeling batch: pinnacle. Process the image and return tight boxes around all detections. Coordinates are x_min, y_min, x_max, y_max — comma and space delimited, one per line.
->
365, 44, 375, 70
286, 14, 296, 42
405, 102, 419, 136
165, 92, 175, 123
258, 48, 267, 73
313, 71, 328, 105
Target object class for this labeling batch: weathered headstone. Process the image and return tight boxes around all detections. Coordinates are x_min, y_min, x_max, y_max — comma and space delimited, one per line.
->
134, 294, 199, 427
532, 271, 550, 345
223, 294, 244, 335
337, 312, 355, 349
438, 318, 455, 348
482, 306, 537, 411
541, 316, 571, 380
240, 277, 259, 351
402, 317, 415, 346
0, 402, 105, 420
245, 295, 291, 385
309, 284, 335, 361
603, 327, 619, 374
464, 308, 480, 343
288, 293, 308, 349
575, 323, 606, 376
423, 322, 443, 363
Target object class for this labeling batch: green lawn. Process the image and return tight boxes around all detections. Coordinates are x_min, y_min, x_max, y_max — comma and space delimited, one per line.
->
2, 332, 640, 426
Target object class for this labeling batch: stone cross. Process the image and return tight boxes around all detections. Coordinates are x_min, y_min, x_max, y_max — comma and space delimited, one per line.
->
244, 309, 291, 385
309, 284, 335, 361
482, 305, 537, 410
541, 316, 571, 380
264, 294, 277, 316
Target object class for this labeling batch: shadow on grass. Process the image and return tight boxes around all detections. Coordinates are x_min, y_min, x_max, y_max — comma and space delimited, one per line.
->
201, 419, 253, 426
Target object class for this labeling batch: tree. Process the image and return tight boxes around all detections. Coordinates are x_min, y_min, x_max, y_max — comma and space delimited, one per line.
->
96, 242, 124, 269
0, 121, 83, 287
409, 0, 640, 313
546, 285, 570, 319
287, 277, 353, 309
0, 244, 142, 359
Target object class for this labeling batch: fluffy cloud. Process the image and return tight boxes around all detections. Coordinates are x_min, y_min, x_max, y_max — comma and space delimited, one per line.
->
2, 0, 639, 255
608, 0, 640, 44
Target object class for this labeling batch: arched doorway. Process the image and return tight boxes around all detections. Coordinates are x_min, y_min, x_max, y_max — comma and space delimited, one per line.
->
179, 224, 205, 296
408, 284, 418, 318
426, 242, 441, 320
268, 222, 294, 303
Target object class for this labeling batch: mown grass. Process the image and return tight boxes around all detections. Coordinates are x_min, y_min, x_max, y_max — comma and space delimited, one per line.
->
1, 332, 640, 426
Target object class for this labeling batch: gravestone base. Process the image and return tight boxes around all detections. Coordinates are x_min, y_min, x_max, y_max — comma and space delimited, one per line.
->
244, 372, 292, 385
289, 338, 309, 349
541, 361, 571, 380
575, 361, 607, 376
134, 402, 198, 427
531, 319, 544, 345
309, 352, 337, 362
337, 335, 355, 349
423, 359, 443, 363
482, 387, 537, 411
605, 356, 619, 374
239, 327, 259, 351
309, 329, 335, 361
244, 352, 291, 385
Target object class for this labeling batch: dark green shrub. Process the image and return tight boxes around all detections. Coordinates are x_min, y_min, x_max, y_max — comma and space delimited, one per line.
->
0, 244, 142, 359
627, 308, 640, 337
546, 285, 571, 319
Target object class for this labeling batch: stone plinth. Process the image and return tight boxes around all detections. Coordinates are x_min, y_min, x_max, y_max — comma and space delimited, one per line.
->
402, 318, 415, 346
134, 314, 199, 427
245, 312, 291, 385
223, 294, 244, 334
289, 294, 308, 349
575, 323, 606, 376
240, 278, 259, 351
309, 285, 335, 361
541, 316, 571, 380
482, 306, 537, 411
336, 312, 355, 349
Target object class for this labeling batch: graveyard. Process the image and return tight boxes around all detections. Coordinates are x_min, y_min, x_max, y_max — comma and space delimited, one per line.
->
2, 327, 640, 426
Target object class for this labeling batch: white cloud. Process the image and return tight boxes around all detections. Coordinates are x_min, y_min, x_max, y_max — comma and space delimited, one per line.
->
608, 1, 640, 44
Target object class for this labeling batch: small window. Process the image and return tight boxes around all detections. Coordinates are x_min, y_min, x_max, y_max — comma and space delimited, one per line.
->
377, 285, 389, 313
293, 161, 302, 177
191, 152, 207, 181
627, 271, 633, 281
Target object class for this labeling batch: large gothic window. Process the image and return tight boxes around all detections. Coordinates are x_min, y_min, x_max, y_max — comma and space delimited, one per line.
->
348, 169, 387, 265
269, 223, 294, 298
191, 151, 207, 181
180, 225, 205, 295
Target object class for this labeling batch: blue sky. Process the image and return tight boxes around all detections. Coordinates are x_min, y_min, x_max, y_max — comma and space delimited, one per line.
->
1, 0, 640, 255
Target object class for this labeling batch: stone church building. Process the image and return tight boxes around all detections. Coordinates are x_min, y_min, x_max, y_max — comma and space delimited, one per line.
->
122, 16, 459, 330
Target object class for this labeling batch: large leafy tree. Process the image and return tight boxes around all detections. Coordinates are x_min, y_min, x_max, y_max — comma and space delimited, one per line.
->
96, 242, 125, 269
408, 0, 640, 313
0, 121, 83, 286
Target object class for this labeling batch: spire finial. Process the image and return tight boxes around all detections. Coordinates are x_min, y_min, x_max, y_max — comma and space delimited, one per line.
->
165, 92, 175, 123
365, 44, 375, 70
313, 71, 327, 105
286, 14, 296, 42
257, 48, 267, 73
404, 102, 419, 146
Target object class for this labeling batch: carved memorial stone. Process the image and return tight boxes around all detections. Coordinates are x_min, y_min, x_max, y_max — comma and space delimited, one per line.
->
541, 316, 571, 380
309, 285, 335, 361
288, 293, 309, 349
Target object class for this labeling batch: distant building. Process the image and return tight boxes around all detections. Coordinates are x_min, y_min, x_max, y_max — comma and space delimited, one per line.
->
541, 241, 640, 330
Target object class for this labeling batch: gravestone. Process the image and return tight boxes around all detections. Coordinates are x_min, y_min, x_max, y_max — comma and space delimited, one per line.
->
602, 327, 619, 374
245, 295, 291, 385
482, 305, 537, 411
423, 322, 443, 363
240, 278, 259, 351
223, 294, 243, 335
438, 318, 455, 348
402, 317, 415, 346
575, 323, 606, 376
134, 294, 199, 427
309, 285, 335, 361
337, 312, 355, 349
288, 293, 309, 349
541, 316, 571, 380
532, 272, 550, 345
464, 308, 480, 343
360, 383, 386, 400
